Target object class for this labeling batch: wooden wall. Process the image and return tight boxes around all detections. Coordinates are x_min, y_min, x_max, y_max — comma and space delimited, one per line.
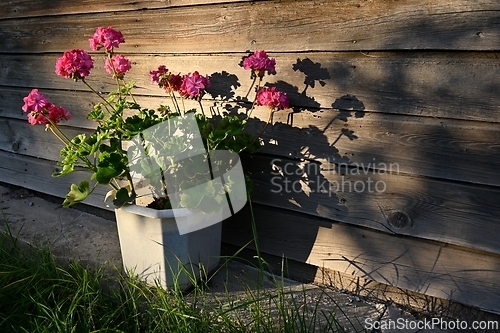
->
1, 0, 500, 314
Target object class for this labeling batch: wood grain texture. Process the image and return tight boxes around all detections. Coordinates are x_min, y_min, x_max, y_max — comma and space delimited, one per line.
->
3, 78, 500, 188
1, 0, 499, 53
253, 109, 500, 188
0, 0, 249, 19
0, 118, 94, 159
0, 150, 110, 210
2, 52, 500, 122
222, 204, 500, 314
0, 53, 500, 185
241, 154, 500, 255
1, 114, 500, 255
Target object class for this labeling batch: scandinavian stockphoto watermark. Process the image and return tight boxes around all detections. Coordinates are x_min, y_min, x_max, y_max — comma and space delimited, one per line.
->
127, 113, 247, 235
364, 317, 499, 331
270, 158, 399, 195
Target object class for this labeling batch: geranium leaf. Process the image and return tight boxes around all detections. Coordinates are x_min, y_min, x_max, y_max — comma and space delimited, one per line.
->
95, 166, 121, 184
112, 188, 136, 207
62, 180, 90, 207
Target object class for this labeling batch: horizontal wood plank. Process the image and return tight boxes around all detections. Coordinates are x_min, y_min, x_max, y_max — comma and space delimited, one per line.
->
253, 110, 500, 188
2, 52, 500, 122
0, 150, 110, 210
223, 204, 500, 314
0, 118, 95, 160
3, 103, 500, 189
0, 0, 249, 20
242, 154, 500, 255
1, 0, 499, 52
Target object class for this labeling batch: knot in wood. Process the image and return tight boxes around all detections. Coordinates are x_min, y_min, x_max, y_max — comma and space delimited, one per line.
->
387, 211, 412, 229
11, 141, 20, 152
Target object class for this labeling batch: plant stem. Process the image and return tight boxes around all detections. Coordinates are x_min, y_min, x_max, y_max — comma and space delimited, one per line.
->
198, 100, 205, 116
248, 197, 265, 282
237, 108, 274, 154
246, 76, 262, 120
81, 78, 116, 112
244, 75, 257, 99
167, 83, 182, 114
256, 108, 274, 139
47, 124, 70, 146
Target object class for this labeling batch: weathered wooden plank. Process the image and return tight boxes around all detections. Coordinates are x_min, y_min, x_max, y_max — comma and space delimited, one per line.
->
2, 52, 500, 122
253, 110, 500, 188
241, 154, 500, 255
1, 0, 499, 52
4, 101, 500, 189
4, 65, 500, 188
0, 87, 171, 128
0, 0, 249, 20
223, 204, 500, 314
0, 118, 94, 160
0, 150, 110, 210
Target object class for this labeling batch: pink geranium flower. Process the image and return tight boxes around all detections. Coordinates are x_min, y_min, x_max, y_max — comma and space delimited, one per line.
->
105, 54, 132, 78
27, 112, 48, 126
150, 66, 184, 93
150, 65, 169, 84
179, 71, 211, 99
55, 49, 94, 80
89, 26, 125, 52
243, 50, 276, 77
22, 89, 50, 113
23, 89, 71, 126
165, 73, 183, 93
256, 86, 289, 110
46, 104, 71, 124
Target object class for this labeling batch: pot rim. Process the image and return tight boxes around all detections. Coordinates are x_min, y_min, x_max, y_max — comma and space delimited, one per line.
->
116, 204, 193, 219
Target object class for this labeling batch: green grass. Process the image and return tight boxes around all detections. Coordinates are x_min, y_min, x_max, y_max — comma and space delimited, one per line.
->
0, 227, 362, 333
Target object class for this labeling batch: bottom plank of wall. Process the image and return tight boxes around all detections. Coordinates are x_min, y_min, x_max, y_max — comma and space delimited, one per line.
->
2, 150, 499, 314
222, 204, 500, 315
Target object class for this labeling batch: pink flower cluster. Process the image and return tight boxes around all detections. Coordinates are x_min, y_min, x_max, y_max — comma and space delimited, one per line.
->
256, 86, 289, 111
179, 71, 211, 99
150, 65, 182, 93
55, 49, 94, 80
150, 66, 210, 100
241, 50, 288, 111
150, 65, 169, 84
243, 50, 276, 77
89, 26, 125, 52
22, 89, 71, 126
55, 26, 132, 81
105, 54, 132, 78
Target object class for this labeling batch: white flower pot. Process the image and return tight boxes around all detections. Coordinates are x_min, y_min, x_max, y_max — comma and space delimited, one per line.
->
114, 204, 221, 290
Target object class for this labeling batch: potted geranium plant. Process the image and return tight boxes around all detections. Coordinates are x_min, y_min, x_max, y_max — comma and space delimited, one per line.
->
21, 26, 289, 289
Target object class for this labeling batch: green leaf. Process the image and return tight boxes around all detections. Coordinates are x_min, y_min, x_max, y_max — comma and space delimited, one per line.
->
179, 189, 204, 209
95, 166, 121, 184
62, 181, 90, 207
88, 104, 105, 121
112, 188, 136, 207
121, 81, 136, 94
95, 152, 126, 184
52, 163, 75, 177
